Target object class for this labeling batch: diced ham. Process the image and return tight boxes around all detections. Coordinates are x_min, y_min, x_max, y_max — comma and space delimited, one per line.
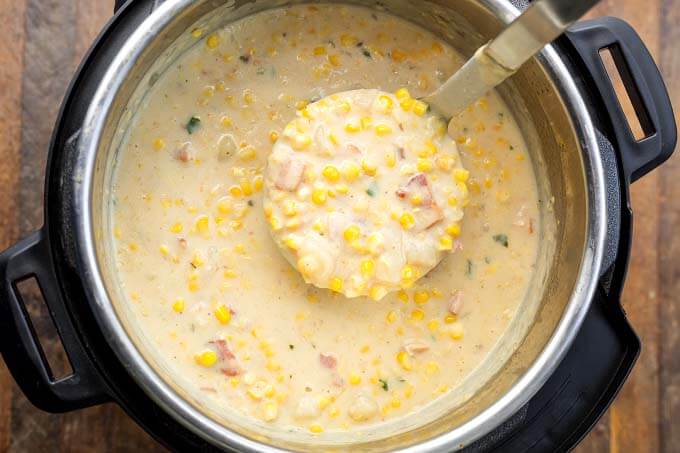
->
448, 290, 464, 315
275, 159, 305, 191
414, 205, 444, 230
403, 339, 430, 355
396, 173, 434, 207
345, 144, 361, 154
210, 339, 242, 376
210, 339, 235, 360
319, 352, 337, 369
174, 142, 194, 162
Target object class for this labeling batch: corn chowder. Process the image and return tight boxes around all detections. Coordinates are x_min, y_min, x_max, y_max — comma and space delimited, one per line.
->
266, 88, 468, 299
111, 4, 541, 436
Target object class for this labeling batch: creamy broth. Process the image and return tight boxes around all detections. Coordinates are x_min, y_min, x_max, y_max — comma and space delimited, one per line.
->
111, 4, 540, 435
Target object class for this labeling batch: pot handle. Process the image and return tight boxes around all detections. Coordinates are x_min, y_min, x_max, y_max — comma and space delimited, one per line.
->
0, 229, 110, 412
566, 17, 676, 183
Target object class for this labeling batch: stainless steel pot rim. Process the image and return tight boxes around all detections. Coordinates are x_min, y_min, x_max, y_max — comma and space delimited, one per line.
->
72, 0, 607, 451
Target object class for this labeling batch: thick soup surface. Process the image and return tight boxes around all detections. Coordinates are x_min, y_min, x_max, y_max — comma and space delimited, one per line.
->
111, 4, 541, 435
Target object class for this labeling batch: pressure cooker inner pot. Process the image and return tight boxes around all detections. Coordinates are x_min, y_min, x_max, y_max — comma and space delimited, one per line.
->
89, 0, 589, 449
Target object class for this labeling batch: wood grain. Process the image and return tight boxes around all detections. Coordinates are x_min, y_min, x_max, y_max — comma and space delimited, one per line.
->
0, 0, 26, 449
0, 0, 677, 451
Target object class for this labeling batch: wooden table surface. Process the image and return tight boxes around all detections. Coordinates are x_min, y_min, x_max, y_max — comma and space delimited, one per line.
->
0, 0, 677, 451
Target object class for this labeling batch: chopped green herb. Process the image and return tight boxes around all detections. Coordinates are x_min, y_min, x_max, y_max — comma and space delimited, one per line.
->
379, 379, 389, 391
361, 48, 372, 58
484, 256, 491, 264
239, 54, 250, 63
465, 259, 473, 277
289, 344, 295, 350
186, 116, 201, 134
366, 182, 378, 197
493, 234, 509, 247
247, 200, 254, 207
509, 145, 515, 150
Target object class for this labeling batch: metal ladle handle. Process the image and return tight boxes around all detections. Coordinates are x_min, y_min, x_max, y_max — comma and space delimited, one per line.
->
422, 0, 600, 118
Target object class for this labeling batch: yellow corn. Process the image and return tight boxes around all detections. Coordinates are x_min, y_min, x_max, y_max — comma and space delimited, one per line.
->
322, 165, 340, 182
348, 373, 362, 385
195, 215, 209, 233
309, 423, 324, 434
446, 223, 461, 237
417, 158, 433, 173
343, 162, 360, 181
374, 124, 392, 136
328, 277, 343, 293
172, 298, 185, 313
214, 304, 232, 324
343, 225, 361, 242
153, 138, 165, 150
396, 351, 413, 371
439, 236, 453, 250
206, 35, 220, 49
386, 310, 397, 323
362, 160, 377, 176
410, 309, 424, 321
412, 100, 428, 116
195, 350, 218, 367
170, 222, 183, 233
263, 401, 278, 422
453, 168, 470, 182
311, 188, 327, 205
313, 46, 327, 55
345, 120, 361, 133
414, 290, 429, 305
395, 88, 410, 101
369, 285, 387, 301
399, 212, 415, 230
360, 259, 375, 277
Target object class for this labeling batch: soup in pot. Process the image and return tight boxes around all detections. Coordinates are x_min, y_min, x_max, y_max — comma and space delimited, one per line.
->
111, 3, 542, 435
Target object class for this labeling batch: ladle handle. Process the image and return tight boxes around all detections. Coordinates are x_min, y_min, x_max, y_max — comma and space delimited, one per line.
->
567, 17, 677, 182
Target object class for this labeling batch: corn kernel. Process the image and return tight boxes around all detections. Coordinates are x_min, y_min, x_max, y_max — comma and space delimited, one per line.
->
214, 304, 232, 325
369, 285, 387, 301
374, 124, 392, 136
397, 290, 409, 303
410, 309, 424, 321
439, 236, 453, 250
322, 165, 340, 182
396, 351, 413, 371
343, 162, 360, 181
309, 423, 324, 434
159, 244, 170, 256
224, 269, 237, 278
191, 28, 203, 38
378, 95, 393, 111
206, 35, 220, 49
172, 298, 185, 313
427, 319, 439, 332
340, 34, 357, 46
391, 48, 407, 62
360, 259, 375, 277
425, 361, 440, 374
318, 395, 332, 410
195, 215, 209, 233
449, 322, 465, 340
328, 54, 341, 67
396, 95, 414, 111
414, 291, 430, 305
229, 185, 243, 197
360, 117, 373, 129
253, 175, 264, 192
269, 131, 279, 143
345, 120, 361, 133
412, 100, 428, 116
343, 225, 361, 242
401, 265, 415, 282
444, 314, 457, 324
453, 168, 470, 182
153, 138, 165, 150
399, 212, 415, 229
395, 88, 410, 101
447, 197, 458, 207
328, 277, 343, 293
311, 188, 327, 205
386, 152, 396, 167
195, 350, 218, 367
446, 223, 461, 237
170, 222, 183, 233
263, 401, 278, 421
329, 132, 339, 145
349, 373, 362, 385
282, 199, 298, 217
313, 46, 326, 55
417, 158, 433, 173
386, 310, 397, 323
